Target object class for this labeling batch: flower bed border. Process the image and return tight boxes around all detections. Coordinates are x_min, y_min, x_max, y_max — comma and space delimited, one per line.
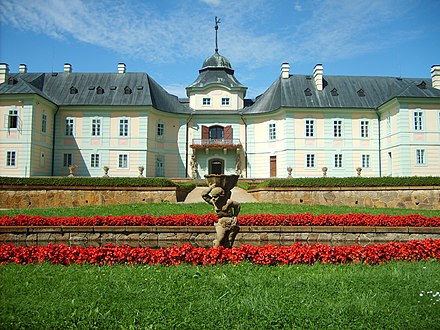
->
1, 239, 439, 265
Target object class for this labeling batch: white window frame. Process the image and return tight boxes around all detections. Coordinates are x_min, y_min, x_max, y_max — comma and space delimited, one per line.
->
92, 117, 102, 136
414, 111, 423, 131
202, 97, 211, 106
386, 112, 391, 136
6, 150, 17, 167
333, 119, 342, 138
119, 117, 129, 136
306, 154, 316, 168
416, 149, 426, 165
7, 108, 18, 129
360, 120, 369, 138
42, 113, 47, 133
156, 156, 164, 177
65, 117, 74, 136
157, 121, 164, 139
305, 119, 315, 137
118, 154, 129, 168
361, 154, 370, 168
334, 154, 343, 168
269, 122, 276, 140
221, 97, 230, 106
90, 153, 100, 168
63, 153, 72, 167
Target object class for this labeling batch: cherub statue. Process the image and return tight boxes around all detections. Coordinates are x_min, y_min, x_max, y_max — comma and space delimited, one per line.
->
202, 184, 240, 248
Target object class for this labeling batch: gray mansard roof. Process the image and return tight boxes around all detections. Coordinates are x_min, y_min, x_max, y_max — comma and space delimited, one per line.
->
243, 74, 440, 114
0, 72, 189, 113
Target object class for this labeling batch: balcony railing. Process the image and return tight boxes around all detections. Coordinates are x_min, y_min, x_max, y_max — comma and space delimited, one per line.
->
190, 139, 242, 149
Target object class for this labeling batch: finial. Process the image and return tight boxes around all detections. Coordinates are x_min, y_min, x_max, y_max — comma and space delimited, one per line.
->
215, 16, 221, 53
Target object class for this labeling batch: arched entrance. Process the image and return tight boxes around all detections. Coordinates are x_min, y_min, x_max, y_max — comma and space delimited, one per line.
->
209, 158, 224, 174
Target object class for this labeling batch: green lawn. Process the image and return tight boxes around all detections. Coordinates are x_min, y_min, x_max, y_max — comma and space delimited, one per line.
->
1, 261, 439, 329
1, 202, 439, 217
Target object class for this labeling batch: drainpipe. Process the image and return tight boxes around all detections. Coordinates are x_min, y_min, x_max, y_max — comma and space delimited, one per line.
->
375, 109, 382, 177
185, 114, 193, 178
240, 114, 248, 178
51, 105, 60, 176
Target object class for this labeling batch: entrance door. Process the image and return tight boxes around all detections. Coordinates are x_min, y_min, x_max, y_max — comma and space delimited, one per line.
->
270, 156, 277, 177
209, 159, 224, 174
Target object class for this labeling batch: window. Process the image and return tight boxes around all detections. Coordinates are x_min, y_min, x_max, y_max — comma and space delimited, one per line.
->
157, 122, 164, 138
91, 154, 100, 168
119, 118, 129, 136
305, 119, 315, 137
42, 113, 47, 133
63, 153, 72, 167
6, 151, 16, 166
414, 111, 423, 131
8, 109, 18, 129
118, 154, 128, 168
306, 154, 315, 168
65, 117, 74, 136
221, 98, 230, 106
124, 86, 132, 94
334, 154, 343, 168
156, 157, 164, 177
386, 112, 391, 135
269, 122, 276, 140
202, 98, 211, 106
209, 125, 224, 140
92, 118, 101, 136
333, 120, 342, 137
360, 120, 369, 138
362, 154, 370, 168
70, 86, 78, 94
416, 149, 426, 165
96, 86, 104, 94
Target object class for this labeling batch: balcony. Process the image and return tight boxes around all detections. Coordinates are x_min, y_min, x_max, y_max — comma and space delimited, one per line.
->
190, 139, 242, 150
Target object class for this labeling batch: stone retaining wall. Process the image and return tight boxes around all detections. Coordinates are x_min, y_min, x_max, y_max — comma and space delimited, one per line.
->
249, 186, 440, 210
1, 226, 439, 247
0, 185, 185, 208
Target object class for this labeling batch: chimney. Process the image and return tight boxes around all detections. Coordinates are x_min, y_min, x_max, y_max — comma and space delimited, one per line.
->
431, 65, 440, 90
118, 63, 126, 74
281, 63, 290, 79
19, 64, 27, 74
0, 63, 9, 84
64, 63, 72, 73
313, 64, 323, 91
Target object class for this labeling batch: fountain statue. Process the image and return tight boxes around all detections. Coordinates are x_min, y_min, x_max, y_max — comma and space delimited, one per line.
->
202, 174, 240, 248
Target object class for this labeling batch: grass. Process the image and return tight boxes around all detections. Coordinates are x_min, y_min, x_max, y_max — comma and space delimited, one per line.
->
1, 202, 439, 217
1, 261, 439, 329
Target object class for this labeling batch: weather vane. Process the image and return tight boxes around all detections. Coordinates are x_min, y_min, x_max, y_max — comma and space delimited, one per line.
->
215, 16, 221, 53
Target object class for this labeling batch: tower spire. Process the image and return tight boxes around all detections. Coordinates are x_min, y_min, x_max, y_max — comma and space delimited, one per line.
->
215, 16, 221, 53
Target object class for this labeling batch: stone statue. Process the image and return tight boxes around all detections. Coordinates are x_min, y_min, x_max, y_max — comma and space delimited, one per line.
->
202, 175, 240, 248
190, 154, 199, 179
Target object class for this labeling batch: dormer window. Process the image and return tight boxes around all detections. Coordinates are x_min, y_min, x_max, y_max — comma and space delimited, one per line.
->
221, 97, 230, 106
357, 89, 365, 97
417, 81, 427, 89
96, 86, 104, 94
203, 97, 211, 106
70, 86, 78, 94
7, 77, 18, 85
304, 88, 312, 96
331, 88, 338, 96
124, 86, 132, 94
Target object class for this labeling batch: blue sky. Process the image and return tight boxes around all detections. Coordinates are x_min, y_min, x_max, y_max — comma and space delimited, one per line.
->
1, 0, 439, 98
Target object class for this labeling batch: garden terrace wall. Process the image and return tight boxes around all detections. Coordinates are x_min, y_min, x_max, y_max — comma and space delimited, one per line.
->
1, 226, 440, 246
249, 186, 440, 210
0, 185, 188, 209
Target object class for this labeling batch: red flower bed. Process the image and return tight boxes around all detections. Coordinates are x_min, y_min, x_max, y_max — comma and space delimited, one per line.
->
0, 213, 439, 227
1, 240, 439, 266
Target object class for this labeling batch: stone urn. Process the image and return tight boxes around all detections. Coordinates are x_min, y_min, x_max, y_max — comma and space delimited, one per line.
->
322, 166, 328, 177
103, 166, 109, 177
138, 166, 145, 178
356, 167, 362, 177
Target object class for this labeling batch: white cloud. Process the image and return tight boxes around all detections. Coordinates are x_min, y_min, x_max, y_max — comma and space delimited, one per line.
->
0, 0, 420, 72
